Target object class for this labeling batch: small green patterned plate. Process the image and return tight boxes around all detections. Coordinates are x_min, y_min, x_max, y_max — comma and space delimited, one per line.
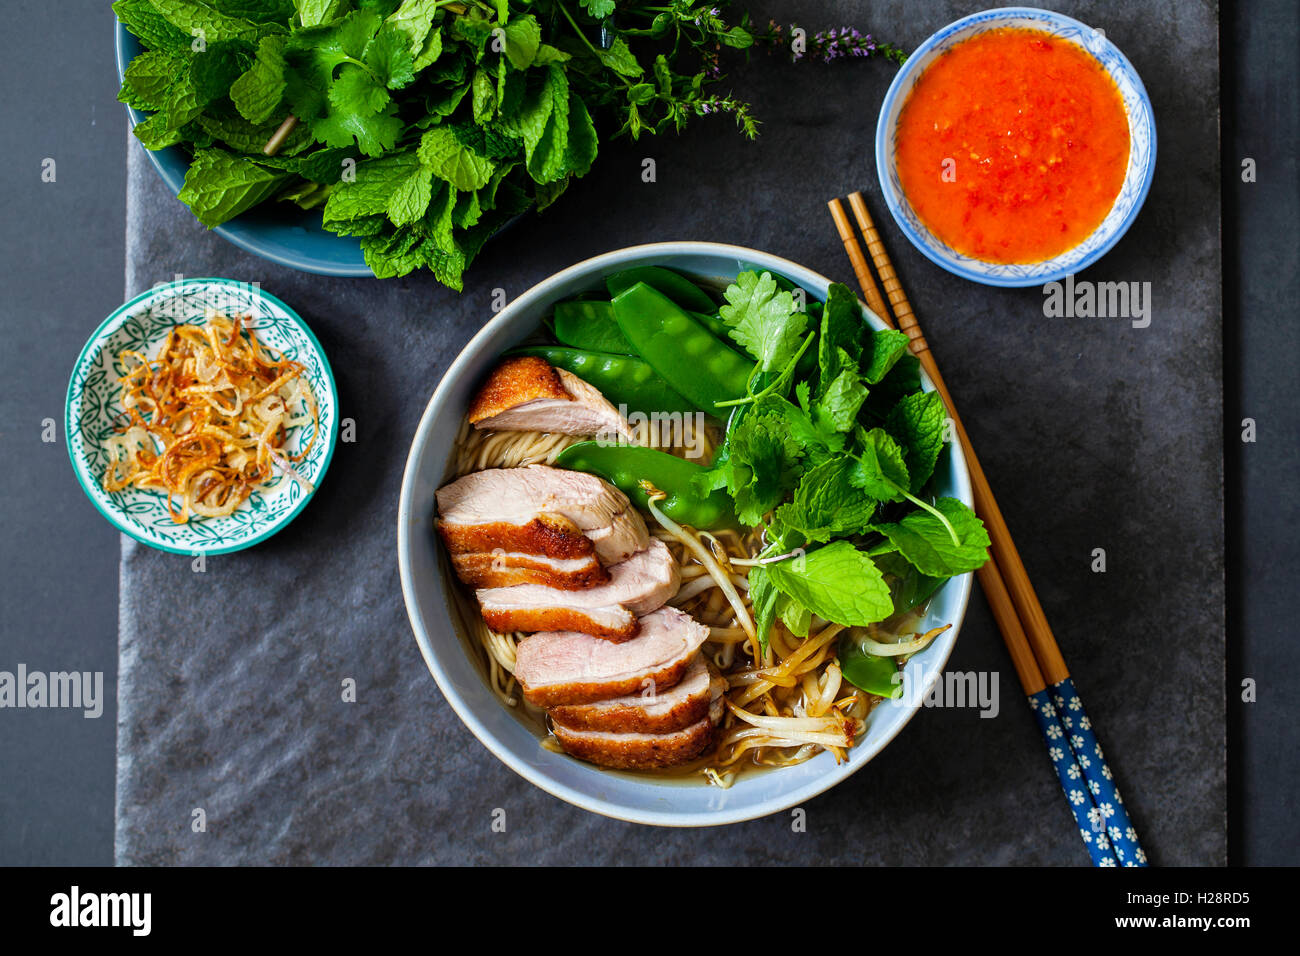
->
66, 278, 338, 555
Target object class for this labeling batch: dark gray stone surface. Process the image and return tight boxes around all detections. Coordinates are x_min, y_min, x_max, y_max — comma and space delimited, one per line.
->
111, 0, 1227, 865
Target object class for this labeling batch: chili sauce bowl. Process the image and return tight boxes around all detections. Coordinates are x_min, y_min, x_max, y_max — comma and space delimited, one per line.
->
397, 242, 977, 826
876, 7, 1157, 287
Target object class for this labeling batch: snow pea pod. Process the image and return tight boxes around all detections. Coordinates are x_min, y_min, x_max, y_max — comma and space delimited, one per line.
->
606, 266, 717, 314
838, 638, 904, 698
555, 441, 738, 531
610, 282, 754, 413
507, 346, 697, 416
553, 300, 636, 355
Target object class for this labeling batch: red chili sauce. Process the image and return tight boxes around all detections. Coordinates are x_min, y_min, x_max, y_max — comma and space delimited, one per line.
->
895, 28, 1131, 264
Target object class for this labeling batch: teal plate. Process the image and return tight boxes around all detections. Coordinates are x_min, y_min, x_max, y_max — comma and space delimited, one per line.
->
66, 278, 339, 555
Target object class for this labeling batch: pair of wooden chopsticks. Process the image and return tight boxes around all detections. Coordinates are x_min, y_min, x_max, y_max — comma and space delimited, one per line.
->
828, 192, 1147, 867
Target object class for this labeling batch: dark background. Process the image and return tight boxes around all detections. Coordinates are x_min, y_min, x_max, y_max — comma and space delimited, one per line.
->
0, 0, 1294, 865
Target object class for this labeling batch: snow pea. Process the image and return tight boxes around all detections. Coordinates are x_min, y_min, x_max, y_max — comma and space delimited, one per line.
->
555, 441, 739, 531
838, 637, 904, 698
605, 266, 717, 314
610, 282, 754, 413
553, 300, 636, 355
508, 346, 697, 416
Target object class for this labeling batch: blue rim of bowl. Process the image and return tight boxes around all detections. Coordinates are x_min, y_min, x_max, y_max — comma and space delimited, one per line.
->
397, 241, 976, 826
65, 278, 340, 555
113, 21, 372, 278
874, 6, 1158, 288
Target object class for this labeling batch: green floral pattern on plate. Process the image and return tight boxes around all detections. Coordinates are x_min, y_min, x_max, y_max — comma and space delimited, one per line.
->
65, 278, 338, 554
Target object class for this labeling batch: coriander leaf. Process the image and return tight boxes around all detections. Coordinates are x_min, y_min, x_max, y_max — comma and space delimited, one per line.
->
502, 15, 542, 70
869, 498, 990, 577
861, 328, 912, 384
790, 383, 847, 463
230, 35, 288, 124
313, 63, 403, 155
580, 0, 616, 17
774, 456, 876, 544
364, 23, 416, 89
766, 541, 894, 627
386, 163, 434, 226
177, 149, 291, 227
885, 390, 946, 493
596, 37, 643, 77
707, 405, 802, 526
849, 427, 911, 502
719, 271, 808, 374
418, 126, 496, 190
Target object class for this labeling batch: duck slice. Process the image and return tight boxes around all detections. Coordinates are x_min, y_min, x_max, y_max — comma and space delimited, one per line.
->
448, 550, 609, 590
551, 715, 719, 770
437, 465, 648, 566
468, 356, 633, 441
477, 539, 679, 641
513, 606, 708, 707
549, 656, 725, 734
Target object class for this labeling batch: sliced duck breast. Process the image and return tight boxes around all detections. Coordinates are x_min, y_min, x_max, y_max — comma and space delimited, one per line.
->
477, 539, 679, 641
551, 716, 718, 770
549, 656, 725, 734
437, 465, 648, 565
468, 356, 633, 441
513, 606, 709, 707
448, 550, 608, 590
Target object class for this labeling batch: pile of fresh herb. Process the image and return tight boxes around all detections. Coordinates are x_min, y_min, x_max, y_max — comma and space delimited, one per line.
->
697, 272, 990, 654
114, 1, 902, 287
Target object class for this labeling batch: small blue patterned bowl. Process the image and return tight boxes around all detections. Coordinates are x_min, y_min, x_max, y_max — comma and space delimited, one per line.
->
66, 278, 339, 555
875, 7, 1157, 287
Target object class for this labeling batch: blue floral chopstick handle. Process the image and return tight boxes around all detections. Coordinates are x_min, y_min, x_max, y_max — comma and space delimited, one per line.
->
1051, 678, 1147, 867
1027, 689, 1117, 866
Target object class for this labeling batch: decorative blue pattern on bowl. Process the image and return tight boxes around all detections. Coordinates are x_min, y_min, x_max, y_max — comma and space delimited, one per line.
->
114, 23, 371, 277
875, 7, 1157, 287
66, 279, 339, 555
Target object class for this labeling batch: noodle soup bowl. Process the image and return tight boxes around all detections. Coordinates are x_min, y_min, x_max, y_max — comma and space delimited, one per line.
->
398, 242, 975, 826
66, 278, 339, 555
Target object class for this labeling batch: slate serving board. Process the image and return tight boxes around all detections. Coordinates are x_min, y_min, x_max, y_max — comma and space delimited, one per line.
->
116, 0, 1224, 865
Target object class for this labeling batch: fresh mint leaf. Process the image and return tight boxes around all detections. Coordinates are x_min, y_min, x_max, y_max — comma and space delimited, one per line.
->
295, 0, 348, 28
875, 551, 946, 616
502, 16, 542, 70
383, 0, 439, 52
766, 541, 894, 627
818, 282, 863, 394
418, 126, 496, 190
472, 68, 496, 123
178, 148, 291, 227
120, 50, 189, 111
596, 38, 643, 77
564, 92, 598, 177
322, 149, 421, 223
861, 352, 921, 422
230, 35, 288, 123
114, 0, 195, 53
885, 390, 946, 493
748, 564, 779, 653
818, 365, 868, 432
774, 456, 876, 544
850, 427, 911, 502
386, 163, 435, 226
519, 64, 570, 184
719, 271, 808, 374
870, 498, 990, 578
146, 0, 275, 44
861, 328, 912, 384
